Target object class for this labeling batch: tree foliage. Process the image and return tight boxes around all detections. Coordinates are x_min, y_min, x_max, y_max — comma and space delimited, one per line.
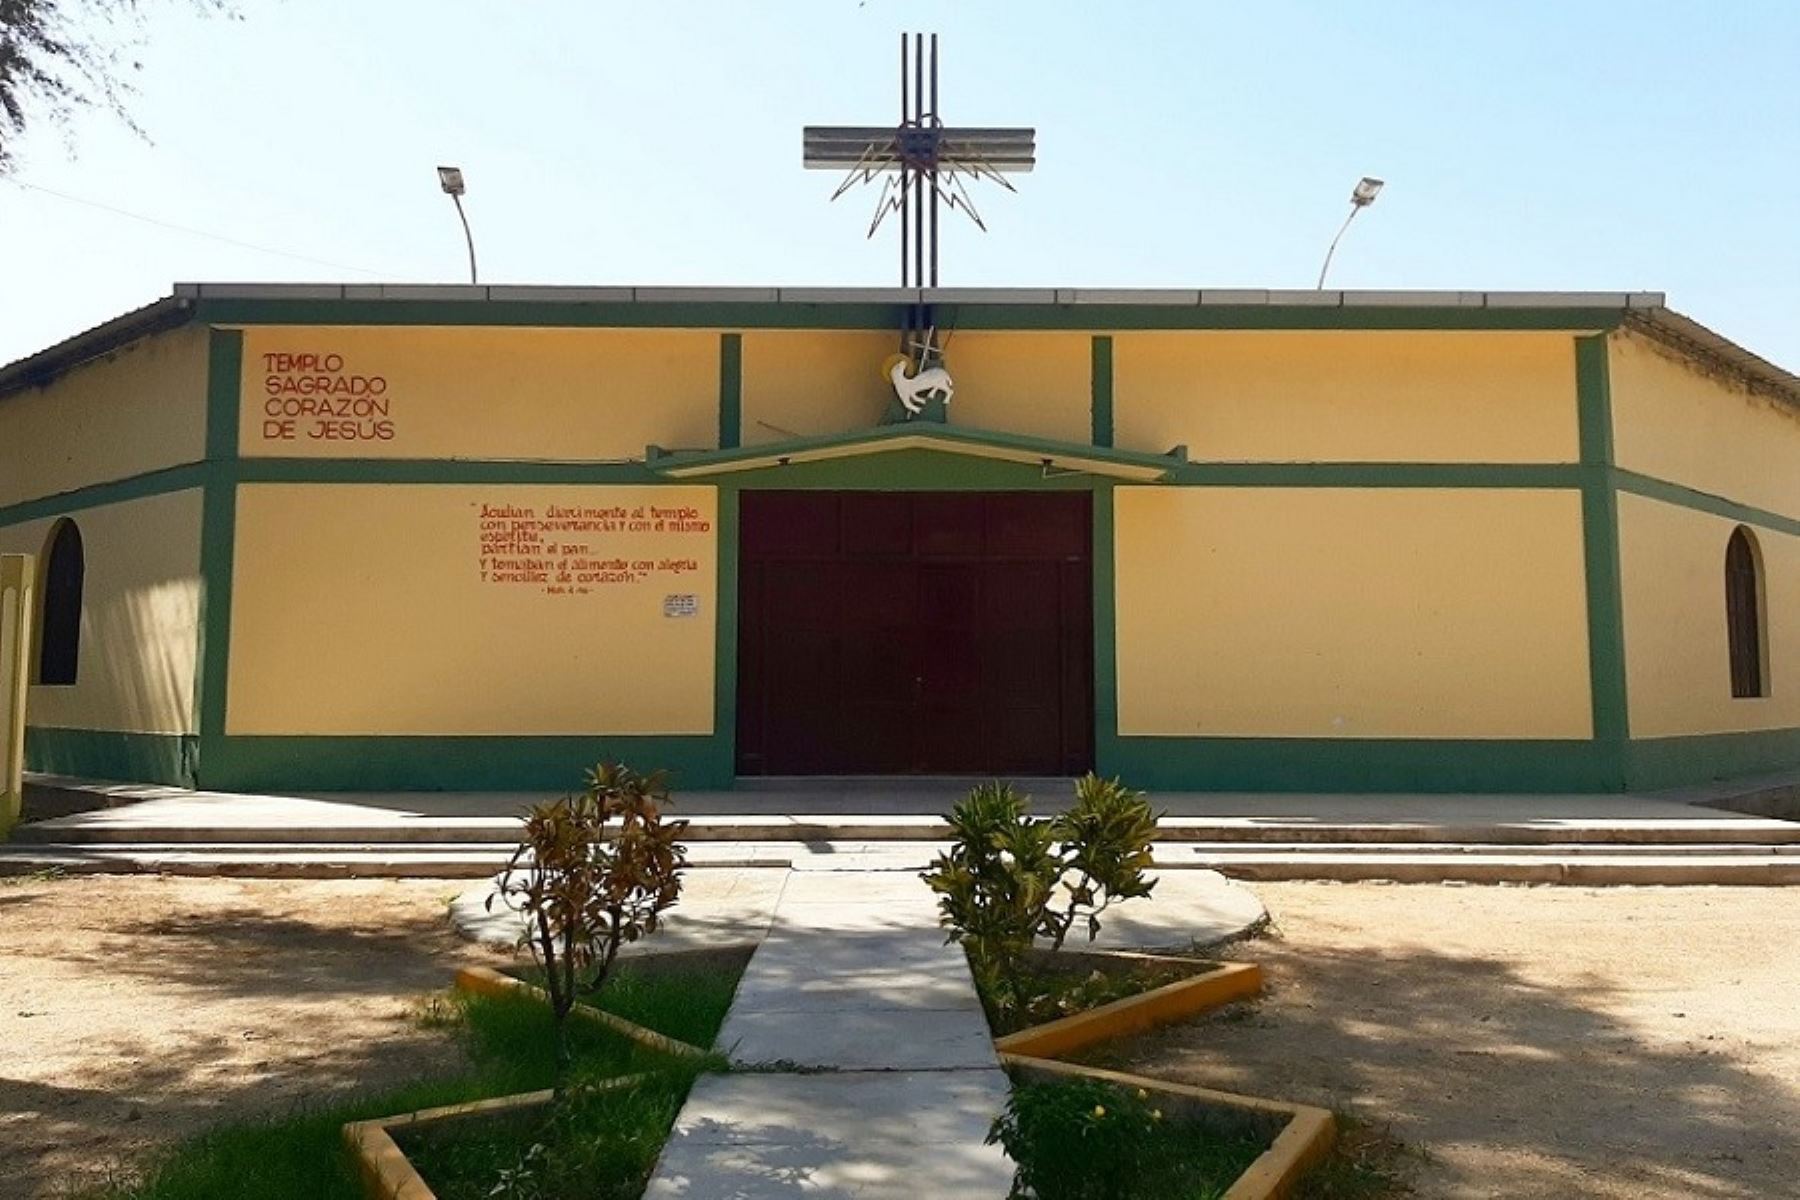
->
489, 762, 689, 1084
0, 0, 231, 171
922, 774, 1159, 1019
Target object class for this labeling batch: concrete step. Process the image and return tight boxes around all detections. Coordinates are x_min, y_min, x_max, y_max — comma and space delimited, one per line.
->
18, 814, 1800, 847
4, 841, 1799, 885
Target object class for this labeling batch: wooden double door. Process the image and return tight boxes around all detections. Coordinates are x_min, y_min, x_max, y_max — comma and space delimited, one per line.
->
736, 491, 1094, 777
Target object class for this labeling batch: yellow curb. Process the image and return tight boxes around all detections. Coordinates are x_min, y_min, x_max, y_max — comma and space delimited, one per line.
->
453, 965, 712, 1060
1000, 1053, 1336, 1200
993, 957, 1264, 1060
343, 1077, 649, 1200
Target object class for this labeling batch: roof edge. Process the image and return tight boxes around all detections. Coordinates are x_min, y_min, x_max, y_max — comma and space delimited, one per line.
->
0, 295, 194, 400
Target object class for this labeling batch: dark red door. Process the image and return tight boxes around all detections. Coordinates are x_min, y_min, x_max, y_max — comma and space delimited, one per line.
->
736, 491, 1093, 776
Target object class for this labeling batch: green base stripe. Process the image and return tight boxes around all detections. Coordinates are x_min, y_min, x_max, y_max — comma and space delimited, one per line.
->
198, 735, 734, 792
1091, 336, 1114, 448
1624, 728, 1800, 792
1102, 736, 1623, 794
25, 728, 198, 787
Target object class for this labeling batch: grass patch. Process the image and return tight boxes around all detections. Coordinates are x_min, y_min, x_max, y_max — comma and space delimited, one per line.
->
992, 1076, 1268, 1200
978, 948, 1218, 1036
513, 945, 750, 1048
87, 954, 747, 1200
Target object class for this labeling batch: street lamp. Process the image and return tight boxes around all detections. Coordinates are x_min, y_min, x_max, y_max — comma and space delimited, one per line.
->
437, 165, 478, 285
1315, 176, 1384, 289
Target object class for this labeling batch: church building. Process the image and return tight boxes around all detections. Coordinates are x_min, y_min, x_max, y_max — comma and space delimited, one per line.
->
2, 282, 1798, 794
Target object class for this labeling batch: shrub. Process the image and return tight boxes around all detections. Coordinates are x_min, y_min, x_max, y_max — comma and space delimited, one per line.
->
987, 1078, 1162, 1200
921, 774, 1158, 1020
490, 762, 688, 1083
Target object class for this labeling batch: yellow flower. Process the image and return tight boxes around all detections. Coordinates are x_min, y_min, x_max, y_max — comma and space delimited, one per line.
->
1092, 1105, 1106, 1118
1136, 1089, 1149, 1100
1152, 1109, 1164, 1121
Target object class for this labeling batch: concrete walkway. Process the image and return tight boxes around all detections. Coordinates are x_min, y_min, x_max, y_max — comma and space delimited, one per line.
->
645, 869, 1015, 1198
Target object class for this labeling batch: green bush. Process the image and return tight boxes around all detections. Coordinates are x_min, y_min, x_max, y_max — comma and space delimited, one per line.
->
490, 762, 688, 1082
988, 1077, 1162, 1200
990, 1078, 1268, 1200
921, 775, 1158, 1022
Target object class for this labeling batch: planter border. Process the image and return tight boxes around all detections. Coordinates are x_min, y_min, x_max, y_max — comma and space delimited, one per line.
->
345, 959, 726, 1200
453, 964, 713, 1060
1000, 1054, 1335, 1200
343, 1075, 648, 1200
994, 949, 1333, 1200
993, 952, 1264, 1059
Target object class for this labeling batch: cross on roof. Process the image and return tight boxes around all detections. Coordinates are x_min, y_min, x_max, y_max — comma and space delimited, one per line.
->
803, 33, 1035, 288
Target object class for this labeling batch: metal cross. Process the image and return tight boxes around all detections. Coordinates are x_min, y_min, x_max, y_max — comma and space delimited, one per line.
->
804, 33, 1035, 290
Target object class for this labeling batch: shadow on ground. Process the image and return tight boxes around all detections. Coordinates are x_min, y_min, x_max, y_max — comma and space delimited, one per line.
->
1087, 934, 1798, 1199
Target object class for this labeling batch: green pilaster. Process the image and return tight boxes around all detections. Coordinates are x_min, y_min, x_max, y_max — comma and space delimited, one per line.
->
1577, 334, 1629, 765
195, 329, 243, 767
718, 334, 742, 450
1091, 336, 1114, 447
1091, 485, 1119, 775
712, 485, 740, 779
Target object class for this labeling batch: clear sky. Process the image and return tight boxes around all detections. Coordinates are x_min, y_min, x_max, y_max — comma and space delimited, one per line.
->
2, 0, 1796, 367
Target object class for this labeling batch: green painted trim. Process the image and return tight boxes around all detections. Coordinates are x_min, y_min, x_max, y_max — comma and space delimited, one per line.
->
1625, 727, 1800, 791
718, 334, 742, 450
25, 728, 197, 787
1091, 486, 1120, 774
196, 331, 243, 757
196, 297, 1629, 335
0, 463, 208, 529
199, 735, 733, 792
1576, 335, 1614, 468
655, 422, 1178, 481
1576, 336, 1629, 750
206, 324, 242, 460
696, 448, 1113, 491
1107, 736, 1621, 793
1091, 336, 1114, 448
713, 486, 739, 772
1613, 469, 1800, 539
233, 458, 663, 486
1167, 462, 1585, 489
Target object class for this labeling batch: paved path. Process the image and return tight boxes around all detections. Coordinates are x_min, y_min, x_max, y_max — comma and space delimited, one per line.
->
645, 869, 1016, 1198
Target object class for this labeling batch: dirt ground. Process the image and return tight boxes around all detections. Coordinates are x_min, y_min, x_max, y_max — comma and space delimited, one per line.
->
1096, 882, 1800, 1200
0, 876, 508, 1200
3, 876, 1797, 1199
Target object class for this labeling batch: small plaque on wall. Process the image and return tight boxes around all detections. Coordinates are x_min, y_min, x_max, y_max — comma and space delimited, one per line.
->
664, 593, 700, 619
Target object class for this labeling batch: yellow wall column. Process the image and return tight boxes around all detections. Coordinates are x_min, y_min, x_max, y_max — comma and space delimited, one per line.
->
1, 554, 32, 835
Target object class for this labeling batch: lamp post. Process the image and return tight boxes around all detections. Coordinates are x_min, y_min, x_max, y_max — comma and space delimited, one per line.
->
437, 165, 478, 285
1316, 176, 1384, 289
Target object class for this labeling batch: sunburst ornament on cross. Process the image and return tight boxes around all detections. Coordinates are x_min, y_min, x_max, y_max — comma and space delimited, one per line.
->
803, 33, 1035, 289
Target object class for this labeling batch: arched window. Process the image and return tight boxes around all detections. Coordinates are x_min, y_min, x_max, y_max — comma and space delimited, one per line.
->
37, 519, 84, 686
1725, 526, 1766, 699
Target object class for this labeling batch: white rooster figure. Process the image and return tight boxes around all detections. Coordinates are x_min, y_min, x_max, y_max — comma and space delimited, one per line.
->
884, 352, 955, 416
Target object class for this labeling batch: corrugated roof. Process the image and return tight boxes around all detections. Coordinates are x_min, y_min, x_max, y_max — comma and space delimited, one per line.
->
2, 285, 1794, 410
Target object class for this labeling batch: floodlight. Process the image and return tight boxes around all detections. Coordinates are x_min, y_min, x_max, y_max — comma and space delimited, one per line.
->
437, 166, 466, 196
1317, 174, 1387, 288
435, 166, 477, 283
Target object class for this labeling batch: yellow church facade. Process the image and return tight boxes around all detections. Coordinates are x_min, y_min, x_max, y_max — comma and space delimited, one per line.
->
2, 284, 1797, 794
